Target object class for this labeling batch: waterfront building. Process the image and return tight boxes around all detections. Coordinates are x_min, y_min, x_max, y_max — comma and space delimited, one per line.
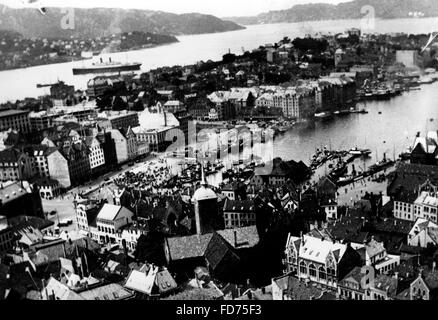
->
396, 50, 420, 69
86, 76, 126, 99
256, 93, 275, 108
410, 131, 438, 166
393, 179, 438, 223
0, 109, 31, 134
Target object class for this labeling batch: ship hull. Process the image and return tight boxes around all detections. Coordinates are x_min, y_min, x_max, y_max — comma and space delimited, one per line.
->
73, 63, 141, 75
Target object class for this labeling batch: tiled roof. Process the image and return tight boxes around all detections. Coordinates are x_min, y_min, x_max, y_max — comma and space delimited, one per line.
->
79, 283, 133, 300
165, 226, 259, 261
165, 233, 212, 261
217, 226, 259, 249
273, 274, 333, 300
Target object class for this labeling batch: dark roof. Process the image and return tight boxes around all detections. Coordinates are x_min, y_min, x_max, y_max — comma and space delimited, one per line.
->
9, 216, 54, 233
204, 232, 239, 271
273, 274, 334, 300
369, 218, 413, 235
0, 109, 29, 119
339, 266, 364, 286
0, 148, 23, 163
387, 163, 438, 198
165, 233, 212, 261
223, 199, 255, 213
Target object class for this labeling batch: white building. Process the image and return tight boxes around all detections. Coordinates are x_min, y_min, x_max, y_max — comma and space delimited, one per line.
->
394, 180, 438, 223
408, 218, 438, 248
94, 204, 134, 244
85, 137, 105, 170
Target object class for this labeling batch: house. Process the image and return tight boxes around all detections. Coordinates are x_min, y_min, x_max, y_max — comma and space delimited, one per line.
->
0, 149, 32, 182
392, 179, 438, 223
60, 140, 91, 187
109, 129, 135, 164
409, 268, 438, 300
284, 233, 362, 289
272, 273, 337, 300
369, 273, 407, 300
25, 145, 71, 189
124, 264, 177, 298
41, 277, 84, 300
356, 237, 400, 275
0, 181, 44, 219
408, 218, 438, 248
223, 199, 256, 229
94, 204, 134, 244
337, 266, 366, 300
84, 136, 106, 174
32, 177, 61, 199
321, 198, 338, 220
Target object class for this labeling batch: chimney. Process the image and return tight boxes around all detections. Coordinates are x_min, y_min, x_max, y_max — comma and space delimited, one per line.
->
300, 231, 304, 244
433, 261, 436, 273
394, 272, 399, 281
164, 111, 167, 127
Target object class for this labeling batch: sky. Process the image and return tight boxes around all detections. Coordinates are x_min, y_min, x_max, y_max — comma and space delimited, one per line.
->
1, 0, 347, 17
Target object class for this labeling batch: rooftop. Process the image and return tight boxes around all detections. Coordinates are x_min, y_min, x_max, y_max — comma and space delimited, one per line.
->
0, 109, 30, 119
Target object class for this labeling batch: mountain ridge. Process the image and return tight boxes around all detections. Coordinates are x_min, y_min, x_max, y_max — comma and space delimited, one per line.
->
0, 4, 245, 38
225, 0, 438, 25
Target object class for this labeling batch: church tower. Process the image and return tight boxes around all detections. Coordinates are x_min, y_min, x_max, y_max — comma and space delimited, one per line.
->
192, 165, 218, 235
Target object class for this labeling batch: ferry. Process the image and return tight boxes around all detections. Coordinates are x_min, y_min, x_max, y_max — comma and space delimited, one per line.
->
73, 57, 142, 75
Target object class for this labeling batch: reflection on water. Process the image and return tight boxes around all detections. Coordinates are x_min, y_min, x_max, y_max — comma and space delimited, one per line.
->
274, 82, 438, 165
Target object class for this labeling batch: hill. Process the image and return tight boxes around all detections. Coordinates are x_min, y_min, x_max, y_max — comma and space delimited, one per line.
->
226, 0, 438, 25
0, 5, 245, 38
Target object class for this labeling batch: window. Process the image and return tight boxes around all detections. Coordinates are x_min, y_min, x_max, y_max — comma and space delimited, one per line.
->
299, 261, 307, 275
309, 264, 317, 278
319, 266, 326, 280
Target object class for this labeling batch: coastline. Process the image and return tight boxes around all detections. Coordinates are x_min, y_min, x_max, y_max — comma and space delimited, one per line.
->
0, 40, 180, 73
230, 16, 438, 28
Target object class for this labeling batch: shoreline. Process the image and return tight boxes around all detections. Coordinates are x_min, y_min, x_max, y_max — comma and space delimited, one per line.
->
230, 16, 438, 30
0, 40, 179, 73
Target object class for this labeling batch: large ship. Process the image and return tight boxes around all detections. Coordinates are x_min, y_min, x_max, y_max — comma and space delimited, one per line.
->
72, 57, 141, 75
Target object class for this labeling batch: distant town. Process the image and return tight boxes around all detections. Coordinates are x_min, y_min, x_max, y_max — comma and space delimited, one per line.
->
0, 30, 178, 71
0, 26, 437, 301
